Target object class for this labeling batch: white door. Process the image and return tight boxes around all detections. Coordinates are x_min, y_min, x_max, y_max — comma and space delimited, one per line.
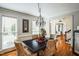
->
2, 16, 17, 50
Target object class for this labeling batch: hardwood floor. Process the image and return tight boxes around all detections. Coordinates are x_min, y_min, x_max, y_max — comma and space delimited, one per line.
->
0, 49, 76, 56
0, 50, 16, 56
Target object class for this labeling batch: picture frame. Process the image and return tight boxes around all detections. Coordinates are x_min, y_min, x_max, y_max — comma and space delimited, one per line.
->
23, 19, 29, 33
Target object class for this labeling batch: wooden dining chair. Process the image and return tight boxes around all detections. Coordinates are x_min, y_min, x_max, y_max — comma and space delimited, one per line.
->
14, 40, 37, 56
43, 40, 56, 56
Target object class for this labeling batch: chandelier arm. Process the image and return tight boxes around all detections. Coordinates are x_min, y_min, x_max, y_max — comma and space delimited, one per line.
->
36, 3, 46, 27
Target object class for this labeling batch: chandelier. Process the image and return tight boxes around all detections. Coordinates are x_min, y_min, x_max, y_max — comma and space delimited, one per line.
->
36, 3, 46, 27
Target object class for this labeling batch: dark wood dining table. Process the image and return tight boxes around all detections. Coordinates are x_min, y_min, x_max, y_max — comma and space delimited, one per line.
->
23, 39, 46, 55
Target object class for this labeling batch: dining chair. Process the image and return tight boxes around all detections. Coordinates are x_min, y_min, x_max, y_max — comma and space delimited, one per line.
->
43, 40, 56, 56
14, 40, 37, 56
55, 33, 72, 56
56, 43, 72, 56
32, 35, 38, 39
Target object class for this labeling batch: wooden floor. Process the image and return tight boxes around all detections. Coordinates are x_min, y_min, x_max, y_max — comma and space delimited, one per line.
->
0, 49, 76, 56
0, 50, 17, 56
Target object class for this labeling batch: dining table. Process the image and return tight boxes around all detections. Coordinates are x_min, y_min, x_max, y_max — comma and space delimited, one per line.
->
23, 39, 47, 55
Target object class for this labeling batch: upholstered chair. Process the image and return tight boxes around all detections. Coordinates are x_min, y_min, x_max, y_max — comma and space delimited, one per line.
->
56, 33, 72, 56
43, 40, 56, 56
32, 35, 38, 39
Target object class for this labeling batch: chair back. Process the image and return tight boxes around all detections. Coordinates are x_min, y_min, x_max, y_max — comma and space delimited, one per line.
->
56, 33, 72, 56
14, 41, 29, 56
44, 40, 56, 56
47, 40, 56, 48
32, 35, 38, 39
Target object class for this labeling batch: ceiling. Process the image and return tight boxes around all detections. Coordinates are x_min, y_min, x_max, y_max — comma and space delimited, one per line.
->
0, 3, 79, 18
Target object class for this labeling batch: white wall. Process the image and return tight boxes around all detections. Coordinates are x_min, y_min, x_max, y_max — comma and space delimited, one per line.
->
72, 12, 79, 30
63, 16, 72, 31
0, 14, 2, 50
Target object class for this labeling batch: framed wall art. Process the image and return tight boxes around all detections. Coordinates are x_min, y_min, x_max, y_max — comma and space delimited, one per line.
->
23, 19, 29, 33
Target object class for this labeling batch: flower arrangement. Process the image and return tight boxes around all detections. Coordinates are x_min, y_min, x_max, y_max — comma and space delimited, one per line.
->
40, 28, 46, 38
37, 28, 46, 43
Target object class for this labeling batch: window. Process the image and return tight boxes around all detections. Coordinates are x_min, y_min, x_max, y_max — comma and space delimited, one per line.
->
2, 16, 17, 50
32, 20, 39, 35
32, 20, 50, 38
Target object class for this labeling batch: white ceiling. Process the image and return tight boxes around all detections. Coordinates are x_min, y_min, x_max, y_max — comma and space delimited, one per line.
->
0, 3, 79, 18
